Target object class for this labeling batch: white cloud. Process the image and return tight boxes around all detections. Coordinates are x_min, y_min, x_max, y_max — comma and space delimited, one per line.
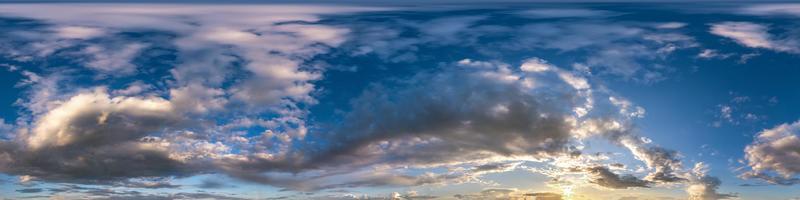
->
53, 26, 106, 39
610, 96, 646, 118
697, 49, 731, 59
26, 88, 178, 149
81, 43, 147, 75
743, 121, 800, 179
710, 22, 774, 49
457, 58, 496, 68
710, 22, 799, 53
686, 163, 736, 200
112, 81, 153, 96
740, 4, 800, 17
169, 84, 227, 114
656, 22, 687, 29
520, 57, 554, 72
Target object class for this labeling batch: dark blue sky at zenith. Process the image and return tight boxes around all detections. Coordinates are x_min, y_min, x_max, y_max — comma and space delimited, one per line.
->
1, 1, 800, 200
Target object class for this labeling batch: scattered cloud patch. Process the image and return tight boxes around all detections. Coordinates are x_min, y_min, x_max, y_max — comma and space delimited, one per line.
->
710, 22, 800, 53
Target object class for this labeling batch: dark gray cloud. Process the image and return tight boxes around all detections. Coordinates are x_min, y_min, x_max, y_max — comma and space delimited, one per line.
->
586, 166, 651, 189
306, 66, 574, 167
0, 90, 198, 182
641, 147, 686, 183
213, 58, 595, 190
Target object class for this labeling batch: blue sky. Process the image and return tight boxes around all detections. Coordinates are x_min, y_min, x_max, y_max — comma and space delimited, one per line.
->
1, 2, 800, 200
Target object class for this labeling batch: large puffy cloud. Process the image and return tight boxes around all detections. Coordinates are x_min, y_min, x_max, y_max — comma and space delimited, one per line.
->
25, 88, 179, 149
0, 88, 199, 182
742, 120, 800, 185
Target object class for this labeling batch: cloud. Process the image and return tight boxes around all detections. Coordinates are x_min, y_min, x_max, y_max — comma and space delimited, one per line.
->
656, 22, 687, 29
626, 142, 686, 183
0, 88, 228, 183
25, 88, 180, 149
414, 16, 486, 44
697, 49, 732, 59
520, 57, 555, 72
740, 4, 800, 17
710, 22, 800, 53
80, 43, 147, 75
512, 23, 694, 83
710, 22, 775, 49
344, 15, 486, 62
686, 163, 736, 200
52, 26, 106, 39
742, 120, 800, 184
586, 166, 651, 189
587, 122, 688, 185
300, 60, 582, 169
339, 11, 694, 83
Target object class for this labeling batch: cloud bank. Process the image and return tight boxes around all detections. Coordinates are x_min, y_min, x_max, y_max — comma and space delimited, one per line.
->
0, 3, 739, 199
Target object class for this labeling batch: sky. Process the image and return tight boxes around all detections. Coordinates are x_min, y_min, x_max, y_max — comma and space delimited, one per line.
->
0, 1, 800, 200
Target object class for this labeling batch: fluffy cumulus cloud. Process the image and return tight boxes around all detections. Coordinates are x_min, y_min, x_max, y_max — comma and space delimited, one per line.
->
0, 88, 199, 182
742, 120, 800, 185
